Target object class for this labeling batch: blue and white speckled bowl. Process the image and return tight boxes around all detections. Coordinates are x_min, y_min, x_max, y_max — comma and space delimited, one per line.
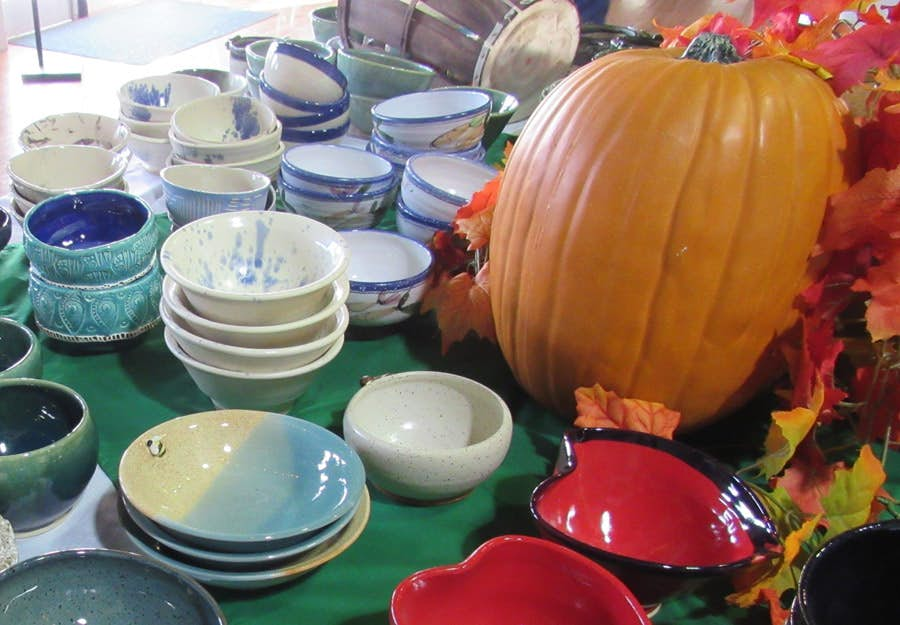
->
118, 73, 221, 123
0, 549, 227, 624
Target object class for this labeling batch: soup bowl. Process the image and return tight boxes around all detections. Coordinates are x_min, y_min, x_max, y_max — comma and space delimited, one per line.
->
18, 112, 130, 152
0, 317, 42, 379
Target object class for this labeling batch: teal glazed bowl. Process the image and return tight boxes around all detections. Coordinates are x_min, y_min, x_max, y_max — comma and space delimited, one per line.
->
28, 258, 162, 344
0, 317, 42, 379
22, 189, 158, 287
0, 378, 98, 532
0, 548, 227, 624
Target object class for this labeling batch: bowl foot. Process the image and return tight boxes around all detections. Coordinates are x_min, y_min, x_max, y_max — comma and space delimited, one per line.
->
371, 482, 473, 507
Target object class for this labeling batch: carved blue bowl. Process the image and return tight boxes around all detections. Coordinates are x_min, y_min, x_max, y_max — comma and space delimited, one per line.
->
23, 189, 158, 287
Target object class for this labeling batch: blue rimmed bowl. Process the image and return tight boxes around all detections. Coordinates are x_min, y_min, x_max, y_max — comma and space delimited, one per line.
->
28, 259, 162, 343
395, 195, 452, 244
118, 409, 366, 552
280, 118, 350, 145
402, 152, 498, 222
23, 189, 158, 287
279, 175, 391, 230
342, 229, 433, 327
160, 164, 272, 225
371, 89, 490, 151
0, 548, 227, 624
0, 317, 42, 379
0, 378, 98, 532
245, 38, 277, 77
118, 73, 220, 123
263, 40, 347, 104
434, 86, 519, 148
281, 144, 395, 196
259, 70, 350, 118
367, 129, 486, 172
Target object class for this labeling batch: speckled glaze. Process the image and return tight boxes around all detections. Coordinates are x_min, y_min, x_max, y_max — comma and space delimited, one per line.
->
0, 549, 227, 624
159, 210, 349, 325
8, 145, 129, 204
18, 112, 130, 152
124, 487, 370, 590
171, 95, 278, 145
390, 535, 651, 625
0, 379, 98, 532
118, 409, 365, 551
118, 73, 220, 122
342, 371, 512, 503
0, 317, 42, 379
530, 428, 780, 606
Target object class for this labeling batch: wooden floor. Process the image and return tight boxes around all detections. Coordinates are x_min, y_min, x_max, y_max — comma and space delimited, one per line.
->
0, 0, 331, 197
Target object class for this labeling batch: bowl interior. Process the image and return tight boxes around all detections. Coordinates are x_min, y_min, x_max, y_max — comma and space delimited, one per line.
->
0, 381, 84, 454
173, 95, 275, 144
118, 410, 365, 544
373, 90, 490, 121
160, 211, 347, 297
407, 154, 497, 202
283, 144, 392, 182
344, 230, 431, 285
0, 319, 34, 371
121, 73, 219, 109
0, 549, 225, 624
162, 164, 270, 195
26, 191, 150, 250
19, 113, 130, 151
175, 68, 247, 95
532, 432, 764, 567
9, 145, 126, 192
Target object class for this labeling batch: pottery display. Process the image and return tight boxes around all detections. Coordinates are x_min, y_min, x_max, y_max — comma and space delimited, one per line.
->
0, 317, 42, 379
18, 112, 130, 152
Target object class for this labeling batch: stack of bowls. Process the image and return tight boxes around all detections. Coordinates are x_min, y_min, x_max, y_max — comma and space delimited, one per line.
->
159, 211, 350, 412
116, 409, 370, 590
279, 144, 396, 230
397, 153, 498, 242
118, 73, 221, 172
368, 89, 491, 173
259, 41, 350, 147
7, 145, 129, 223
336, 48, 436, 135
22, 190, 162, 344
160, 164, 274, 229
18, 112, 130, 153
245, 38, 335, 99
168, 95, 284, 181
175, 68, 248, 98
435, 86, 520, 148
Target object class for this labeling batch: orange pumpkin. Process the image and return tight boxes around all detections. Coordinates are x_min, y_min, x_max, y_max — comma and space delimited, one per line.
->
489, 38, 859, 430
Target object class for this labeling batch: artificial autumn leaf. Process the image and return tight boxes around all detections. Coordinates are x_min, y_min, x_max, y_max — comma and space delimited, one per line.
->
454, 173, 502, 252
428, 230, 470, 281
760, 404, 819, 479
657, 13, 757, 56
573, 384, 681, 438
775, 445, 835, 516
860, 90, 900, 171
851, 364, 900, 443
818, 166, 900, 253
853, 246, 900, 340
819, 444, 886, 538
750, 0, 856, 28
421, 262, 495, 354
783, 314, 846, 420
797, 22, 900, 95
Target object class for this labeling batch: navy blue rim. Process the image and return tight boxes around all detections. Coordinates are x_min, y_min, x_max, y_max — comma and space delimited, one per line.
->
278, 173, 389, 201
273, 41, 348, 89
282, 145, 393, 186
345, 230, 433, 292
281, 120, 350, 143
395, 195, 452, 229
530, 427, 781, 579
405, 153, 496, 206
259, 72, 349, 116
372, 90, 490, 124
277, 103, 347, 127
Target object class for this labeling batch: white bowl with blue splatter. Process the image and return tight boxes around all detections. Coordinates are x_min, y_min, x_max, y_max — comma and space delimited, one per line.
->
159, 210, 349, 325
118, 73, 220, 123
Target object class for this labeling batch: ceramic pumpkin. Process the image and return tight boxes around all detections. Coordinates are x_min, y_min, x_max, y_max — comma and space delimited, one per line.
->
489, 36, 859, 430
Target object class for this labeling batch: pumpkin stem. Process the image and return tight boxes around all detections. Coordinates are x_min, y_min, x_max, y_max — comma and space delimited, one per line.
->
680, 32, 741, 64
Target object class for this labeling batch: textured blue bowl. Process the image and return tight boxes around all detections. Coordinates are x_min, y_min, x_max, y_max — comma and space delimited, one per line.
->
0, 549, 226, 624
23, 190, 157, 287
0, 317, 42, 379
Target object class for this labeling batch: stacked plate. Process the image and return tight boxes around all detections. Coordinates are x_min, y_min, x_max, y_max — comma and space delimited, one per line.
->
117, 410, 370, 590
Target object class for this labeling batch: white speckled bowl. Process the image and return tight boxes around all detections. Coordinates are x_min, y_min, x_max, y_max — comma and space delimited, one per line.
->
8, 145, 129, 204
159, 210, 349, 325
19, 113, 130, 153
342, 371, 513, 504
118, 73, 220, 123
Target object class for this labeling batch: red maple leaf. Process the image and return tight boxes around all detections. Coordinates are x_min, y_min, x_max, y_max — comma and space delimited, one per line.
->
852, 245, 900, 340
421, 262, 495, 354
573, 384, 681, 438
751, 1, 869, 28
774, 438, 834, 515
428, 230, 470, 283
818, 166, 900, 254
860, 91, 900, 172
851, 364, 900, 442
453, 173, 502, 252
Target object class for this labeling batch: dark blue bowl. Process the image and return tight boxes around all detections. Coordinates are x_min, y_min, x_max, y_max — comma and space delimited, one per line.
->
0, 549, 227, 625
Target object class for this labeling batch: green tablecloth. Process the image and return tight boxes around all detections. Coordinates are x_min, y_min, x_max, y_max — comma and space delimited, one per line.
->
0, 236, 895, 625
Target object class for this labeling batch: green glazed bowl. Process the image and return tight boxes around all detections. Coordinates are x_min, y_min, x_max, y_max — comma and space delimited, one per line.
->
0, 318, 42, 380
0, 378, 98, 532
337, 48, 435, 99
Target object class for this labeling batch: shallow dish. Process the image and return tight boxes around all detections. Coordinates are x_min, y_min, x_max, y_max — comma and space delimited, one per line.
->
336, 48, 435, 99
161, 164, 271, 224
164, 328, 345, 412
530, 428, 780, 606
343, 371, 513, 503
402, 153, 498, 222
124, 486, 370, 590
119, 73, 220, 122
175, 68, 248, 97
390, 535, 651, 625
343, 230, 433, 327
0, 317, 42, 379
162, 276, 349, 349
281, 144, 395, 196
0, 548, 227, 624
8, 145, 129, 203
0, 378, 98, 532
19, 112, 130, 152
371, 89, 490, 152
23, 189, 157, 287
119, 409, 365, 551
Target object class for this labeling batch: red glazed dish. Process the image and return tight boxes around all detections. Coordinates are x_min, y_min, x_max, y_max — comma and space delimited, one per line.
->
390, 534, 651, 625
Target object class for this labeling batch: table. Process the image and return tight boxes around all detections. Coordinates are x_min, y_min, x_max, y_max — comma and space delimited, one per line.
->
1, 211, 896, 625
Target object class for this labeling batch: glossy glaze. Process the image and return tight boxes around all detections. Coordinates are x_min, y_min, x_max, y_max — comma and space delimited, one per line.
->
0, 379, 98, 532
530, 428, 779, 605
0, 317, 42, 379
336, 48, 435, 100
390, 535, 651, 625
119, 409, 365, 551
0, 206, 12, 252
0, 549, 226, 624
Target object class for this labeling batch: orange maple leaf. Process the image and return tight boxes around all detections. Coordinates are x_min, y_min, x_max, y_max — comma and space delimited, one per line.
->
454, 173, 503, 251
573, 384, 681, 438
421, 262, 495, 354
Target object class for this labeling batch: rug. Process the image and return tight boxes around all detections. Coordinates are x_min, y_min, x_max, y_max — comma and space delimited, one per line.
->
10, 1, 275, 65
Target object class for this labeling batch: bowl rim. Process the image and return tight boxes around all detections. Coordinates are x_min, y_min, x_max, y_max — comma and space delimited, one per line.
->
8, 145, 130, 196
404, 152, 498, 205
278, 173, 390, 202
160, 164, 272, 197
282, 144, 394, 187
18, 112, 131, 152
530, 427, 780, 576
171, 142, 286, 170
396, 195, 452, 229
159, 211, 349, 303
344, 370, 513, 458
281, 119, 350, 142
268, 40, 348, 90
117, 73, 220, 112
0, 317, 37, 372
174, 67, 249, 93
0, 378, 90, 456
433, 85, 520, 115
336, 47, 436, 77
259, 70, 349, 115
0, 547, 228, 624
343, 229, 433, 292
371, 89, 491, 125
